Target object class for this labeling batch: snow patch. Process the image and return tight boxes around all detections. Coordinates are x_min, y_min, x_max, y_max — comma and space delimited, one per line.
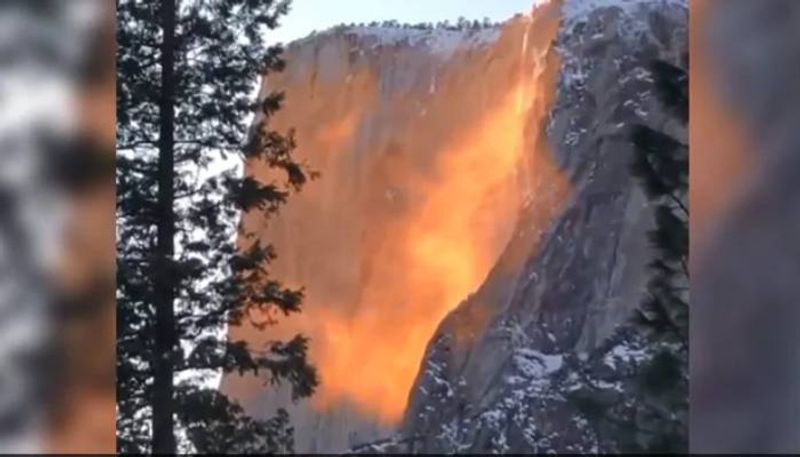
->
603, 341, 649, 369
513, 348, 564, 378
343, 26, 501, 59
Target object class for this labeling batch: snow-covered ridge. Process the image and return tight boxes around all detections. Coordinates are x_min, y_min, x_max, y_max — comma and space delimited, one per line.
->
348, 25, 501, 58
562, 0, 688, 29
556, 0, 688, 92
563, 0, 688, 18
290, 23, 502, 59
286, 0, 688, 59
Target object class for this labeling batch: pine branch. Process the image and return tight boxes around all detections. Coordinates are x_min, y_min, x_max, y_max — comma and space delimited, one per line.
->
669, 194, 689, 217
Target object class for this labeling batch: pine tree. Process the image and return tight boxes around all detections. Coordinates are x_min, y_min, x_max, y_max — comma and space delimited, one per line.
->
630, 59, 688, 342
116, 0, 318, 453
627, 58, 689, 453
619, 58, 689, 453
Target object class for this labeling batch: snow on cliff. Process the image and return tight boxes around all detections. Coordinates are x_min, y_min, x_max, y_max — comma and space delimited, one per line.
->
291, 23, 503, 60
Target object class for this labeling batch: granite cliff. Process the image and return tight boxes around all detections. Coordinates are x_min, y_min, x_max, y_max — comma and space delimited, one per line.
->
223, 0, 688, 452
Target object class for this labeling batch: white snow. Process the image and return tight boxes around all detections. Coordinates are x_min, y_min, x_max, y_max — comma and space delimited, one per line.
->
342, 25, 501, 59
513, 348, 564, 378
557, 0, 687, 92
562, 0, 688, 27
603, 341, 649, 369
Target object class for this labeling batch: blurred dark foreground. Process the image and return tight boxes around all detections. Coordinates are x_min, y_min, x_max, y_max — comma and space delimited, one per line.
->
691, 0, 800, 453
0, 0, 114, 453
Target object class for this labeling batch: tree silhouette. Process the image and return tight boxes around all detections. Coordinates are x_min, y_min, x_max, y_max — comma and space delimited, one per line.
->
116, 0, 317, 453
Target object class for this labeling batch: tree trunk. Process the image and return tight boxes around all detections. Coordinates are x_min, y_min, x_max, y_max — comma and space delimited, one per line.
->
153, 0, 176, 453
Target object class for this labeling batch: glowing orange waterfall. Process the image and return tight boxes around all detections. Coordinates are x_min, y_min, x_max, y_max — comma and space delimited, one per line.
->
224, 0, 567, 431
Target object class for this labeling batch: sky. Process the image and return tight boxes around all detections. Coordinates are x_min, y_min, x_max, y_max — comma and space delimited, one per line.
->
269, 0, 540, 44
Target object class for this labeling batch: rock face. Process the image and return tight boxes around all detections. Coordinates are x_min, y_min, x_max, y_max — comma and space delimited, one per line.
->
224, 0, 687, 453
393, 0, 688, 453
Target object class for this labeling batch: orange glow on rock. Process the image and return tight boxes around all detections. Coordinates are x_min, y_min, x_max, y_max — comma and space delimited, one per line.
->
690, 0, 755, 255
308, 84, 537, 422
225, 0, 567, 426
